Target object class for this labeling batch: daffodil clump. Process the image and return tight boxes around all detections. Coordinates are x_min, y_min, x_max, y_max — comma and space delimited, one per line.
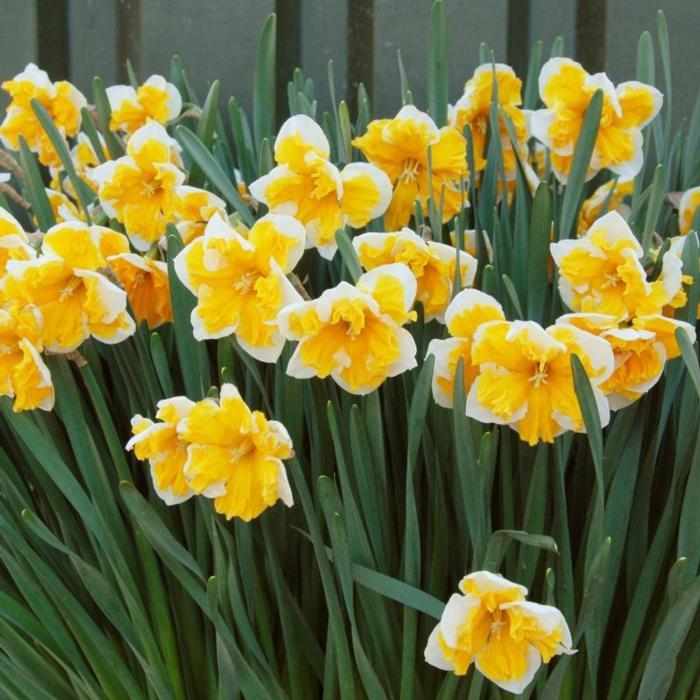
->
1, 5, 699, 698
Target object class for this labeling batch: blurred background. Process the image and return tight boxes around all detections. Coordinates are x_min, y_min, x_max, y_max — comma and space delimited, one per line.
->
0, 0, 698, 124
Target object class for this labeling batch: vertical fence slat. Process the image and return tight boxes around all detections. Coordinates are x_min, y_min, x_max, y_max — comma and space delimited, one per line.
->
576, 0, 607, 72
37, 0, 69, 80
528, 0, 576, 57
347, 0, 372, 115
117, 0, 142, 82
69, 0, 119, 92
507, 0, 530, 78
0, 0, 38, 110
275, 0, 301, 125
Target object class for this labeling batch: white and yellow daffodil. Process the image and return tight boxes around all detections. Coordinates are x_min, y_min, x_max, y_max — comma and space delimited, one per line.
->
107, 75, 182, 135
249, 115, 392, 259
45, 187, 85, 223
426, 289, 505, 408
172, 185, 227, 243
278, 263, 417, 394
0, 63, 86, 167
530, 58, 662, 182
92, 121, 185, 250
425, 571, 574, 693
678, 186, 700, 235
353, 228, 477, 321
127, 397, 196, 505
353, 105, 468, 230
450, 63, 529, 179
577, 177, 633, 236
556, 312, 693, 409
466, 319, 614, 445
0, 302, 53, 412
0, 207, 35, 276
109, 253, 172, 329
174, 212, 305, 361
177, 383, 294, 521
1, 222, 134, 352
551, 211, 682, 319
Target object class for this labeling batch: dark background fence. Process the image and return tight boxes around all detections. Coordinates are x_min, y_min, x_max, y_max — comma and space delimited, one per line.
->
1, 1, 699, 127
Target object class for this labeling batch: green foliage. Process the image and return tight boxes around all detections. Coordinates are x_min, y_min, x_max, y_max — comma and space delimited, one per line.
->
0, 5, 699, 700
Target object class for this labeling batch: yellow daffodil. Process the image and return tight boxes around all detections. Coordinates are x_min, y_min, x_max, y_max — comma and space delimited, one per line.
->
353, 105, 468, 230
174, 212, 305, 361
577, 177, 633, 236
1, 222, 134, 352
551, 211, 682, 319
450, 63, 528, 179
353, 227, 476, 321
426, 289, 505, 408
278, 263, 417, 394
249, 115, 392, 259
556, 312, 694, 409
678, 186, 700, 235
0, 302, 53, 412
466, 319, 614, 445
45, 187, 85, 223
531, 58, 662, 182
109, 253, 172, 329
177, 383, 294, 521
425, 571, 574, 693
0, 63, 86, 167
92, 122, 185, 250
107, 75, 182, 134
0, 207, 35, 276
172, 185, 227, 243
127, 397, 195, 504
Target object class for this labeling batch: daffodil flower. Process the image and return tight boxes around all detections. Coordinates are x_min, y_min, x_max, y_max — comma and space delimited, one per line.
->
109, 253, 172, 329
577, 177, 633, 236
177, 384, 294, 521
450, 63, 529, 179
0, 302, 53, 412
1, 222, 134, 352
425, 571, 574, 693
92, 121, 185, 250
107, 75, 182, 134
551, 211, 682, 319
353, 105, 468, 230
426, 289, 505, 408
0, 63, 86, 167
172, 185, 227, 243
353, 228, 477, 321
278, 263, 417, 394
45, 187, 85, 223
249, 115, 392, 259
466, 319, 614, 445
530, 58, 662, 182
127, 397, 195, 504
678, 186, 700, 235
0, 207, 35, 276
556, 312, 694, 409
174, 212, 305, 361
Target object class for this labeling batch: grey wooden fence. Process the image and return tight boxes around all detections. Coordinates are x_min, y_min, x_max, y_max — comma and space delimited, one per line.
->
0, 0, 699, 125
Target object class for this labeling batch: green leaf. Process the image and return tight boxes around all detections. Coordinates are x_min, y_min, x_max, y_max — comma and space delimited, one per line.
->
335, 228, 362, 282
175, 125, 254, 226
17, 137, 55, 230
527, 183, 552, 323
558, 89, 603, 239
253, 14, 276, 153
637, 575, 700, 700
676, 327, 700, 400
91, 76, 124, 158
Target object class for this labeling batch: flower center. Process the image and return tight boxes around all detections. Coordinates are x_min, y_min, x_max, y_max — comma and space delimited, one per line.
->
602, 272, 621, 289
233, 271, 258, 294
400, 159, 421, 182
59, 276, 82, 301
229, 441, 253, 462
528, 361, 548, 388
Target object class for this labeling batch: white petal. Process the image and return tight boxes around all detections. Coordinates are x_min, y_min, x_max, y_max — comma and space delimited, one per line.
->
476, 644, 541, 694
440, 593, 479, 648
424, 624, 454, 672
275, 114, 330, 158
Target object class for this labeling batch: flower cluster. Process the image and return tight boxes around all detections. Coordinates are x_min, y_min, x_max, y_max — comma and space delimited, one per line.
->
0, 63, 86, 167
127, 384, 294, 521
425, 571, 574, 692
